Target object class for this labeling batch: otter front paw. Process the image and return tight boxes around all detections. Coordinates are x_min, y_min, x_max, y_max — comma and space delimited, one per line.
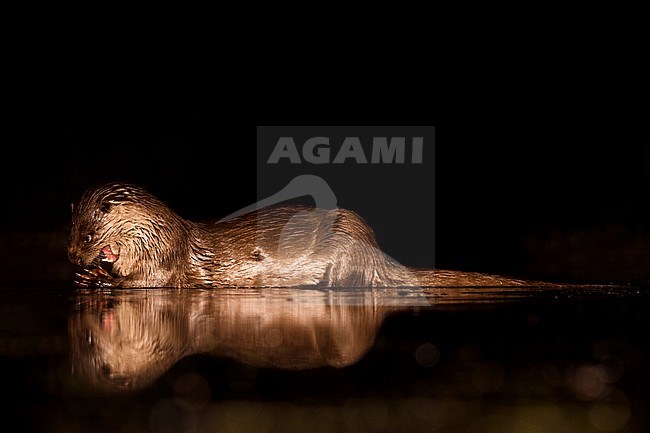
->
74, 267, 116, 288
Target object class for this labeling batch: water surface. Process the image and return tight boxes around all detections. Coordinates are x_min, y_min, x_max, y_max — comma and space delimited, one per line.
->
1, 284, 648, 432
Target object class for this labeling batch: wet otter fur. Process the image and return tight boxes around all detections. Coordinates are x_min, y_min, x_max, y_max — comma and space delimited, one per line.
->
68, 183, 531, 288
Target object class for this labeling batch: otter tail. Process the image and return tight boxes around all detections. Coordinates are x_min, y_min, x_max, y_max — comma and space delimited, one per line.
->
410, 268, 550, 288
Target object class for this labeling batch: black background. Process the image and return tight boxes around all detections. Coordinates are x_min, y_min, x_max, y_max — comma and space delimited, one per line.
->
0, 114, 648, 285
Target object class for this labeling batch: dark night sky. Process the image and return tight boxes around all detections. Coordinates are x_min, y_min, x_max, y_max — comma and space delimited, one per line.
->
0, 112, 648, 285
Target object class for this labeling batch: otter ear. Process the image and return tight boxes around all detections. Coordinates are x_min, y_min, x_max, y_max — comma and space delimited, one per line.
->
100, 202, 112, 213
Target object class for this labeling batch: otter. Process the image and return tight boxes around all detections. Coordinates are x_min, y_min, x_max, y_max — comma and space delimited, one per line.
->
68, 182, 531, 288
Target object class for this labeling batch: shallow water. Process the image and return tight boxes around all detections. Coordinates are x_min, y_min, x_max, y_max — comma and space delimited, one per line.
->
1, 284, 649, 432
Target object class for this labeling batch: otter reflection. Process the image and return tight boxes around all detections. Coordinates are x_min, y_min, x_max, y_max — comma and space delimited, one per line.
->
70, 288, 418, 392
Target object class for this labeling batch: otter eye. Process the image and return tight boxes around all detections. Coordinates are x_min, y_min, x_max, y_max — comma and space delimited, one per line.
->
85, 234, 93, 243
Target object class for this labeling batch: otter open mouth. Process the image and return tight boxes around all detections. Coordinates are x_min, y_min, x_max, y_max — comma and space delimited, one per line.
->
100, 245, 120, 263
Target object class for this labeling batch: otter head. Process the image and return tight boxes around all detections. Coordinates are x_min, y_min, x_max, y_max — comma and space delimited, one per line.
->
68, 183, 181, 279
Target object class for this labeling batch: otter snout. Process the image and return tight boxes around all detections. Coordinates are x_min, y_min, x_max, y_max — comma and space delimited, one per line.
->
68, 245, 84, 266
